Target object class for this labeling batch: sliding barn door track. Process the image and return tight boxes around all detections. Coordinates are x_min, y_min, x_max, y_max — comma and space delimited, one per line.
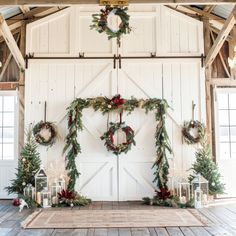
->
25, 53, 205, 69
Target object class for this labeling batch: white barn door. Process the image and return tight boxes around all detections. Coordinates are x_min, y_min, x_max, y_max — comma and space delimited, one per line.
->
117, 61, 162, 200
74, 61, 118, 201
75, 60, 164, 201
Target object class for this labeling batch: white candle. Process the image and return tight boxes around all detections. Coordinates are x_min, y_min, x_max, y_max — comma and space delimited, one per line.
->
180, 196, 187, 204
43, 198, 48, 208
52, 196, 57, 205
203, 194, 208, 204
37, 192, 41, 205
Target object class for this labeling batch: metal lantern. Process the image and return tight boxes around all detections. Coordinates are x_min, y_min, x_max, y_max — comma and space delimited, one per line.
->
191, 174, 209, 206
51, 179, 63, 205
40, 187, 51, 208
177, 178, 191, 204
57, 176, 66, 190
23, 184, 35, 200
35, 167, 48, 205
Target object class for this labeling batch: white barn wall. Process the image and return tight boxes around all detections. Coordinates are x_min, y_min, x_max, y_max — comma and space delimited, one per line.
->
25, 5, 205, 200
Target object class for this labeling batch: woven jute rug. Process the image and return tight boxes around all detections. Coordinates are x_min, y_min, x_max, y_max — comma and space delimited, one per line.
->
22, 208, 208, 229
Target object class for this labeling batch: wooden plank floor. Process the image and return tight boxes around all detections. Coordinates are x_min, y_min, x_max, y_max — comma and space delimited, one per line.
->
0, 200, 236, 236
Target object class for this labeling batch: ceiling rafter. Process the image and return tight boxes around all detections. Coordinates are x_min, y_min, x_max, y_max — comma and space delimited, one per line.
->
205, 5, 236, 67
19, 5, 30, 14
0, 14, 25, 70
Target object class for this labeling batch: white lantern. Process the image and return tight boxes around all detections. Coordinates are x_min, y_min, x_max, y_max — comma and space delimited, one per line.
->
57, 176, 66, 190
51, 179, 63, 205
23, 184, 35, 200
191, 174, 209, 206
40, 187, 51, 208
177, 178, 190, 204
194, 187, 203, 208
167, 175, 178, 195
35, 166, 48, 205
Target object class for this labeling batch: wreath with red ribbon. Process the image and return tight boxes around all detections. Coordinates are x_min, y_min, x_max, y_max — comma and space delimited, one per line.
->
90, 5, 131, 47
100, 122, 135, 155
33, 121, 57, 146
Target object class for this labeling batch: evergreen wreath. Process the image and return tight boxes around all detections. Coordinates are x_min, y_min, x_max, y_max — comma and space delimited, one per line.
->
64, 95, 172, 192
101, 122, 135, 155
90, 5, 131, 46
33, 121, 57, 146
182, 120, 205, 145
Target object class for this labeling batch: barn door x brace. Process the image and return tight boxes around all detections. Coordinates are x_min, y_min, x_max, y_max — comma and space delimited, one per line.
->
25, 53, 205, 69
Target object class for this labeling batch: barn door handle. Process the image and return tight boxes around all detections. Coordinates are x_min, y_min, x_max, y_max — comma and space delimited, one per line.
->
118, 54, 121, 69
113, 54, 116, 69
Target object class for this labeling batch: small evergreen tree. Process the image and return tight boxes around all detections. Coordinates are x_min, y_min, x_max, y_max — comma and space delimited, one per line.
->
189, 137, 225, 195
6, 128, 41, 195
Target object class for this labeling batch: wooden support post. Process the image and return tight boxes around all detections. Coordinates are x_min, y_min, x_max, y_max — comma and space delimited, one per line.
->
18, 22, 26, 153
228, 26, 236, 79
0, 14, 25, 71
205, 5, 236, 67
203, 17, 213, 147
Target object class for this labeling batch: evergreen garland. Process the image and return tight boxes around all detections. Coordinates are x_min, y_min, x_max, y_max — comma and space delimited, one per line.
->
63, 95, 172, 192
6, 128, 41, 195
143, 99, 172, 189
63, 98, 90, 192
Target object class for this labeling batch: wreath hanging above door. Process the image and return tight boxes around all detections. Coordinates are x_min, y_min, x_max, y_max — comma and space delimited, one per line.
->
90, 5, 131, 47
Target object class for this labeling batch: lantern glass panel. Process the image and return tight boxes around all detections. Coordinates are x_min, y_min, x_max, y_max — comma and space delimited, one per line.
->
194, 187, 203, 208
177, 178, 190, 204
23, 184, 35, 199
167, 175, 179, 195
40, 188, 51, 208
35, 168, 48, 193
51, 181, 63, 205
191, 174, 209, 205
57, 177, 66, 190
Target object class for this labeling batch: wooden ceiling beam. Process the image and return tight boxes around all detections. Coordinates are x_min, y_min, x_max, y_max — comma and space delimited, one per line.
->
19, 5, 31, 14
0, 14, 25, 70
0, 82, 19, 90
210, 78, 236, 86
184, 6, 224, 21
0, 0, 235, 5
210, 26, 232, 41
205, 5, 236, 67
203, 5, 215, 13
174, 5, 225, 30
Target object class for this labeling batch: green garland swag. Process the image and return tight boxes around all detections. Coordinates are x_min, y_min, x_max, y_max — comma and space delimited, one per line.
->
101, 122, 135, 155
33, 121, 57, 146
90, 6, 131, 46
182, 120, 205, 145
63, 95, 172, 192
